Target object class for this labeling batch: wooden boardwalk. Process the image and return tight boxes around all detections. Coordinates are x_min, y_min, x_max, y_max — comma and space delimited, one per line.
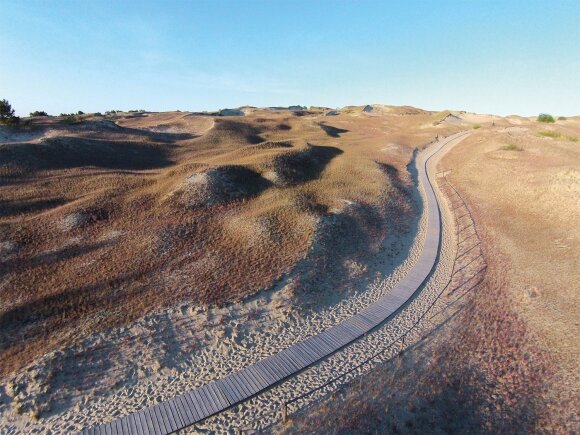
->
83, 132, 469, 435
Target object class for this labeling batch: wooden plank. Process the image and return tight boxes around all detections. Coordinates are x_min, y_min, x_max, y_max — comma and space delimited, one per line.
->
234, 369, 260, 396
182, 391, 202, 421
141, 407, 158, 435
113, 417, 125, 435
228, 371, 253, 399
267, 354, 292, 378
133, 410, 148, 435
167, 398, 184, 428
173, 395, 190, 427
304, 335, 332, 355
152, 404, 169, 434
242, 366, 266, 393
220, 374, 244, 404
277, 349, 303, 371
118, 416, 130, 435
206, 381, 231, 409
254, 359, 281, 384
243, 365, 269, 390
318, 332, 339, 351
127, 413, 144, 435
294, 342, 317, 364
159, 400, 179, 433
197, 385, 219, 415
285, 346, 308, 367
188, 389, 210, 419
105, 421, 115, 435
149, 405, 167, 434
251, 361, 277, 385
224, 374, 245, 402
174, 394, 195, 427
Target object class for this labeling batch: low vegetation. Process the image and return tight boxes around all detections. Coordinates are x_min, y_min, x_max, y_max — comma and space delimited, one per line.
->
538, 130, 561, 138
29, 111, 49, 117
472, 124, 481, 129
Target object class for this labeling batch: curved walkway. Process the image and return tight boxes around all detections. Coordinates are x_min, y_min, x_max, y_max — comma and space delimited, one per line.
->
83, 131, 470, 435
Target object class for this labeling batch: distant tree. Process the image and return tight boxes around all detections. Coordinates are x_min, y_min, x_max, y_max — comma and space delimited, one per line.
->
77, 110, 84, 115
558, 116, 567, 121
537, 113, 555, 123
30, 110, 49, 117
0, 99, 20, 125
0, 99, 15, 121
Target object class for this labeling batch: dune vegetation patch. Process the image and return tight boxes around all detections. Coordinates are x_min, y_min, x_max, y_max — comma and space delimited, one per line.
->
251, 140, 294, 150
500, 143, 524, 151
173, 165, 271, 208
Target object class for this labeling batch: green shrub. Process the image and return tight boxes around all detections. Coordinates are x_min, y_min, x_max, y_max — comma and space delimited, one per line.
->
473, 124, 481, 129
538, 130, 561, 138
30, 111, 48, 117
537, 113, 555, 123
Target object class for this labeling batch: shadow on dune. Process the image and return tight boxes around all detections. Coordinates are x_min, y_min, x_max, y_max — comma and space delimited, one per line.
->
319, 123, 350, 138
0, 268, 145, 359
0, 241, 110, 277
0, 197, 67, 217
0, 137, 173, 173
273, 144, 343, 185
203, 119, 265, 145
289, 153, 422, 309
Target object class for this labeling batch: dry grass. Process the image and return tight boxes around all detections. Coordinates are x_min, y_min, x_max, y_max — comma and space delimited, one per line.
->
277, 119, 579, 433
439, 122, 580, 430
0, 107, 461, 379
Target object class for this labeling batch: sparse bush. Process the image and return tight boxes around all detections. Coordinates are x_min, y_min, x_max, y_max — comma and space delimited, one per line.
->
537, 113, 555, 123
557, 116, 567, 121
538, 130, 561, 139
473, 124, 481, 129
30, 111, 48, 117
77, 110, 84, 115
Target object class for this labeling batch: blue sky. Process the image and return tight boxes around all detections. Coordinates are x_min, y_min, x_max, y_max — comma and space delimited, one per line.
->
1, 1, 579, 116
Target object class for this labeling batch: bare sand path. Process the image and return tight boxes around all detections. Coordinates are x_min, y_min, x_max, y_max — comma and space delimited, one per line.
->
81, 132, 470, 435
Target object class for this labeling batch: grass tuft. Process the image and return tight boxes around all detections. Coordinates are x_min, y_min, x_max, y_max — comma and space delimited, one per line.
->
473, 124, 481, 129
538, 130, 561, 139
